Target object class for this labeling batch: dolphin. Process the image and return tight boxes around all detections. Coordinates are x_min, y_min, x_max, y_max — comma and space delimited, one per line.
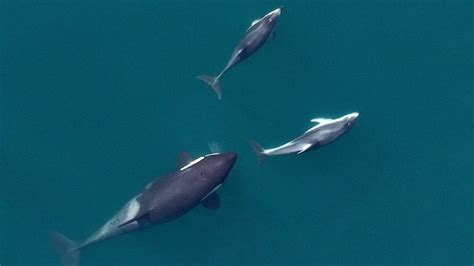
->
250, 113, 359, 163
50, 152, 237, 266
197, 7, 282, 99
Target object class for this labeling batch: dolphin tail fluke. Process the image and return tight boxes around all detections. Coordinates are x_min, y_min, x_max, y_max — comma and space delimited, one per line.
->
197, 75, 222, 100
249, 140, 266, 165
50, 232, 81, 266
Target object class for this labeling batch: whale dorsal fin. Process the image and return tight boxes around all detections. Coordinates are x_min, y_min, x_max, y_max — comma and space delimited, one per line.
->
311, 118, 333, 124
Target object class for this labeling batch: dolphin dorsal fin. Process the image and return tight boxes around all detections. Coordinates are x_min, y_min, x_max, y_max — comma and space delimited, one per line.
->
311, 118, 333, 124
246, 18, 262, 32
251, 19, 260, 27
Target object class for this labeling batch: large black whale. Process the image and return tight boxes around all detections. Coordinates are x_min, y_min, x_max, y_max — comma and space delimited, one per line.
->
51, 152, 237, 266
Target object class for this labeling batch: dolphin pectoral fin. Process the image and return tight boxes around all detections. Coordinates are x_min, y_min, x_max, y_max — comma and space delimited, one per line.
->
297, 144, 312, 154
266, 31, 277, 45
296, 149, 308, 155
201, 193, 220, 210
177, 151, 194, 169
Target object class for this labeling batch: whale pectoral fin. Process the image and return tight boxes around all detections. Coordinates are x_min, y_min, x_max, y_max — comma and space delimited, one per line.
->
297, 144, 313, 155
201, 193, 220, 210
118, 212, 151, 228
271, 30, 276, 41
177, 152, 193, 169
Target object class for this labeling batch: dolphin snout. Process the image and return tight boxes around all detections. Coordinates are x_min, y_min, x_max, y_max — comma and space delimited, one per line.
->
268, 7, 282, 19
348, 112, 359, 123
274, 7, 282, 16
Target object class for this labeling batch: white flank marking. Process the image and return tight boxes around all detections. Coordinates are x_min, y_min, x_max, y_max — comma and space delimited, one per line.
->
126, 198, 140, 221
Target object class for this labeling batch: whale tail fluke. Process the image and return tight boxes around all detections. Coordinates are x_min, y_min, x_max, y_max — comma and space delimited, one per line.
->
197, 75, 222, 100
50, 232, 81, 266
249, 140, 266, 165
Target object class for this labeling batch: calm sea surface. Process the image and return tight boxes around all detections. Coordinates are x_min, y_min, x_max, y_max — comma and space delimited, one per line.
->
1, 0, 472, 265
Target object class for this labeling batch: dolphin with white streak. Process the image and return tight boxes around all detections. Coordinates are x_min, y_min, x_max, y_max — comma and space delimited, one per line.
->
250, 113, 359, 164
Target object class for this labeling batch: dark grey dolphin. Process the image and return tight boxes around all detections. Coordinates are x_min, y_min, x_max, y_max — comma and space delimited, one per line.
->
51, 152, 237, 266
197, 7, 282, 99
250, 113, 359, 163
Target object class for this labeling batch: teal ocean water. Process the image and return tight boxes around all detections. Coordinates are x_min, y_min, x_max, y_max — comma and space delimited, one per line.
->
1, 1, 472, 265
